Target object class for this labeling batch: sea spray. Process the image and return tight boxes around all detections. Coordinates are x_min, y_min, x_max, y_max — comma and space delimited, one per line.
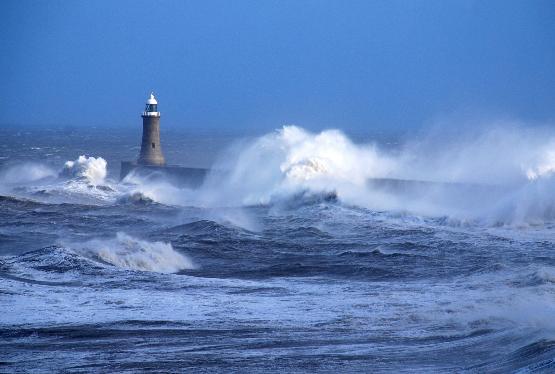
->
199, 125, 396, 206
195, 124, 555, 224
121, 169, 192, 206
61, 155, 107, 185
0, 163, 57, 185
525, 142, 555, 181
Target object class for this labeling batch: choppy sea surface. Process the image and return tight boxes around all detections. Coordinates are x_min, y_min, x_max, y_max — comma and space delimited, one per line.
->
1, 126, 555, 373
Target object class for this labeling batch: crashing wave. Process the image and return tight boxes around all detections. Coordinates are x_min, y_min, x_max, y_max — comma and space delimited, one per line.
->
65, 232, 195, 273
198, 125, 394, 207
61, 155, 107, 185
278, 126, 394, 184
195, 125, 555, 226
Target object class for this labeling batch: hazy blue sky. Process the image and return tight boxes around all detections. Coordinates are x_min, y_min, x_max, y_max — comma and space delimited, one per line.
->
3, 0, 555, 134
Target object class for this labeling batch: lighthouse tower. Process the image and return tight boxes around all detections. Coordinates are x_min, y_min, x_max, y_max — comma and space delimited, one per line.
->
138, 93, 165, 166
120, 92, 209, 184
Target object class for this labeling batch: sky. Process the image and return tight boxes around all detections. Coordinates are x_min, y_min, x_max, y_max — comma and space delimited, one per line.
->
2, 0, 555, 135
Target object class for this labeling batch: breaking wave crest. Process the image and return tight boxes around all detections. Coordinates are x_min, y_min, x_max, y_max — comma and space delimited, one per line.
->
61, 155, 107, 185
198, 126, 394, 207
0, 155, 118, 204
65, 232, 195, 273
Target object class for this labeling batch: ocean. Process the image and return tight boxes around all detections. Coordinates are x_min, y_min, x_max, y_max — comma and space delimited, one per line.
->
1, 125, 554, 373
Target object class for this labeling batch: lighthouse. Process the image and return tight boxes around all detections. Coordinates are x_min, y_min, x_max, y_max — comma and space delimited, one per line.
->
120, 92, 208, 186
138, 93, 165, 166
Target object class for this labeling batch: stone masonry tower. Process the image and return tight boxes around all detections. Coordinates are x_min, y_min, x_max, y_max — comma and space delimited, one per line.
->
138, 93, 165, 166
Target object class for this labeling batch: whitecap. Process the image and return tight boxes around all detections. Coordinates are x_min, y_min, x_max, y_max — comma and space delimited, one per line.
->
66, 232, 195, 274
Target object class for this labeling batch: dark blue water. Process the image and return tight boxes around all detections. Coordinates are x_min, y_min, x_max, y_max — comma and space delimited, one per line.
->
1, 127, 554, 373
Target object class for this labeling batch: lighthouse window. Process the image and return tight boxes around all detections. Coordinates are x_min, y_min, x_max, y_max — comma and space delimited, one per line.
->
145, 104, 158, 112
152, 143, 155, 149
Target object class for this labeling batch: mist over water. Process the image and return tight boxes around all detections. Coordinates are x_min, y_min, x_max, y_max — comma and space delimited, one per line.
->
1, 124, 555, 372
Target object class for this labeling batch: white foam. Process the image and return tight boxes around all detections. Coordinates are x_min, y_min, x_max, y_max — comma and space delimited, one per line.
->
198, 125, 395, 206
122, 170, 192, 206
61, 155, 107, 185
525, 146, 555, 181
67, 232, 195, 273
